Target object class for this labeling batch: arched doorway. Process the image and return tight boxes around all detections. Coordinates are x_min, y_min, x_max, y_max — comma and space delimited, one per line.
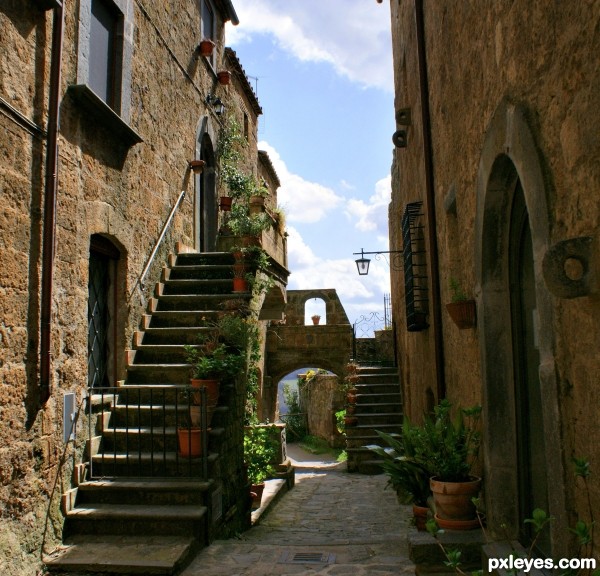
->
195, 117, 217, 252
475, 101, 566, 556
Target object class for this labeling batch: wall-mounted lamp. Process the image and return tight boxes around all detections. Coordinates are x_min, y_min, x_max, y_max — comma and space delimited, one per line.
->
189, 159, 205, 174
206, 93, 225, 116
353, 248, 403, 276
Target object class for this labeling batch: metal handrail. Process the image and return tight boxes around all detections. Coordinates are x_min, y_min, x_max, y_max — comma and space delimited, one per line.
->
130, 188, 187, 299
87, 384, 208, 479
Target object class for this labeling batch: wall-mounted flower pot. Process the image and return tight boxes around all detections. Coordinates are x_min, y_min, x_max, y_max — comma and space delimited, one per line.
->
446, 300, 477, 329
217, 70, 231, 85
219, 196, 233, 211
189, 159, 205, 174
197, 39, 215, 57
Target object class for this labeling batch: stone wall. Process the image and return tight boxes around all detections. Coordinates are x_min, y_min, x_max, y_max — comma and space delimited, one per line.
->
299, 374, 345, 448
0, 2, 264, 572
388, 0, 599, 560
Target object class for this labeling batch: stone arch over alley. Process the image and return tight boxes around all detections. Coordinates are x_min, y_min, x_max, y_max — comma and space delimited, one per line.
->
261, 289, 354, 421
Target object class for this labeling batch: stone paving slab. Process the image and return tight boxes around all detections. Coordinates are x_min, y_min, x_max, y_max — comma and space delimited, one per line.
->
180, 445, 416, 576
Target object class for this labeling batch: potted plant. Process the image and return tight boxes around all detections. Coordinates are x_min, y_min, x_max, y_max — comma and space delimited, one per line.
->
244, 424, 279, 509
311, 314, 321, 325
177, 386, 209, 458
365, 426, 433, 530
409, 400, 482, 529
446, 277, 477, 329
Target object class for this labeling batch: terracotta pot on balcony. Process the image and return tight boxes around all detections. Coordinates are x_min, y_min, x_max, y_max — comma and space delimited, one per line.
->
217, 70, 231, 85
198, 39, 215, 57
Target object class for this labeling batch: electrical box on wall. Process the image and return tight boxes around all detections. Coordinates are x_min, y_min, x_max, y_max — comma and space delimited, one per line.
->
63, 392, 76, 443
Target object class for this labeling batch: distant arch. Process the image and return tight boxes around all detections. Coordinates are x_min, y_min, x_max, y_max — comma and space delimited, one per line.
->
195, 116, 218, 251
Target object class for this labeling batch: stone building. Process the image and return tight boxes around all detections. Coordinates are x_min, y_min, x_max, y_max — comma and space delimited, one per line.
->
387, 0, 599, 561
1, 1, 287, 573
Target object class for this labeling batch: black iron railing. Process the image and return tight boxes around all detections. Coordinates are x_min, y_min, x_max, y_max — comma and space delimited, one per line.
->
87, 384, 208, 479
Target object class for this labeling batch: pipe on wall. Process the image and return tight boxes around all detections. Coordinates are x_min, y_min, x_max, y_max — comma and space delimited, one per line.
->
414, 0, 446, 402
40, 0, 64, 405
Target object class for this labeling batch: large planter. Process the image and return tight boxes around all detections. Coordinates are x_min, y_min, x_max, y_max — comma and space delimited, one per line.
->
191, 378, 220, 405
430, 476, 481, 527
232, 277, 248, 293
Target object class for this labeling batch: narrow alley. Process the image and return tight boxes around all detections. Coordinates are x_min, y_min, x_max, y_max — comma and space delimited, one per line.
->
180, 444, 416, 576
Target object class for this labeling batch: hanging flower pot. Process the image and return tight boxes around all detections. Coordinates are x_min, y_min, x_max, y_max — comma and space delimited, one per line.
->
219, 196, 233, 211
197, 39, 215, 57
446, 300, 477, 329
217, 70, 231, 85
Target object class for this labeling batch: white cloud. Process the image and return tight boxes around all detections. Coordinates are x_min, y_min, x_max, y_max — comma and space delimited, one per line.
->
259, 141, 343, 223
228, 0, 393, 93
345, 175, 391, 233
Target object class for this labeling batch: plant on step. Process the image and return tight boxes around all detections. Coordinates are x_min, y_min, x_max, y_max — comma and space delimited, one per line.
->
243, 424, 280, 485
340, 362, 360, 394
365, 427, 432, 507
184, 342, 245, 380
409, 399, 482, 483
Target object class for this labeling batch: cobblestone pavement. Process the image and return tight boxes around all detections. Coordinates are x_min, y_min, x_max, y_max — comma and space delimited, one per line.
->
180, 445, 416, 576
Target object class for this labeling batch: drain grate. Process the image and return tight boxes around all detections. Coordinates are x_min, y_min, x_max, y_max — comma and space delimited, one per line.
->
278, 551, 336, 565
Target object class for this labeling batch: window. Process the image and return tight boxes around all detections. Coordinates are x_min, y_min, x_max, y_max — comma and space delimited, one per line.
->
72, 0, 140, 144
201, 0, 216, 67
89, 0, 119, 108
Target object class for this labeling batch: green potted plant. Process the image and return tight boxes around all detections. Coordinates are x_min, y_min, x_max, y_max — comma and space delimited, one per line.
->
244, 424, 279, 508
446, 277, 477, 329
410, 400, 482, 529
365, 426, 432, 530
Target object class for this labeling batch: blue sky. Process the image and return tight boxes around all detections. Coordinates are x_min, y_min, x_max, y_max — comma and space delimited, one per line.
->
226, 0, 395, 328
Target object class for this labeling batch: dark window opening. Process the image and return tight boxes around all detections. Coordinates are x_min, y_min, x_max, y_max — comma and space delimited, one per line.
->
90, 0, 119, 109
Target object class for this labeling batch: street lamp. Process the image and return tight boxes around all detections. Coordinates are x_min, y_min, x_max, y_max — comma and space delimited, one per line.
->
353, 248, 403, 276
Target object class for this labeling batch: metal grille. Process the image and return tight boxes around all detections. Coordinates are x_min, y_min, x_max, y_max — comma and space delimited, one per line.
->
402, 201, 429, 331
278, 551, 336, 564
88, 250, 111, 388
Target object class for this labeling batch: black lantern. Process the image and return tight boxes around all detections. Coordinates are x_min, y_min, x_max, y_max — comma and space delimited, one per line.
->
355, 249, 371, 276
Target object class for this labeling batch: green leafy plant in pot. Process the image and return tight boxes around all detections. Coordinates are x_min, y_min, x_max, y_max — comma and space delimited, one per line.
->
409, 400, 482, 529
365, 424, 433, 530
244, 425, 279, 509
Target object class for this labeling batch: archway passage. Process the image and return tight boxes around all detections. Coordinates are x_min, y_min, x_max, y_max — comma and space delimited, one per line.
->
263, 290, 353, 422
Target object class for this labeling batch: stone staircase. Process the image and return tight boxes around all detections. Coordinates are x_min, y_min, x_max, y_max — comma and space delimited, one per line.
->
345, 365, 403, 474
46, 249, 251, 575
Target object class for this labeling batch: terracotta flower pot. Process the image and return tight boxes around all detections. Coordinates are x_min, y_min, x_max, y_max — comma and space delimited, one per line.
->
311, 315, 320, 325
446, 300, 477, 329
198, 39, 215, 57
219, 196, 233, 211
233, 277, 248, 293
217, 70, 231, 85
251, 482, 265, 509
413, 504, 430, 531
177, 427, 203, 458
190, 378, 220, 405
344, 415, 358, 427
430, 476, 481, 525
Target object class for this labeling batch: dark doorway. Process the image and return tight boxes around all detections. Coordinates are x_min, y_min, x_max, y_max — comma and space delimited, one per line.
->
88, 235, 119, 388
509, 181, 550, 554
198, 133, 217, 252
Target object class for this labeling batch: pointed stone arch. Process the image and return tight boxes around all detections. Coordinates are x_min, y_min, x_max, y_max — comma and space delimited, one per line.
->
474, 100, 567, 555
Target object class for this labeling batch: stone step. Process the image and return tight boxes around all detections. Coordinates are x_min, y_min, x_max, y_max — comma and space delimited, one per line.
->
137, 326, 211, 345
44, 534, 198, 575
166, 264, 234, 280
146, 310, 220, 329
63, 503, 208, 537
355, 382, 401, 393
174, 251, 233, 266
160, 278, 234, 296
90, 451, 218, 478
75, 479, 211, 506
125, 363, 192, 384
155, 294, 250, 312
